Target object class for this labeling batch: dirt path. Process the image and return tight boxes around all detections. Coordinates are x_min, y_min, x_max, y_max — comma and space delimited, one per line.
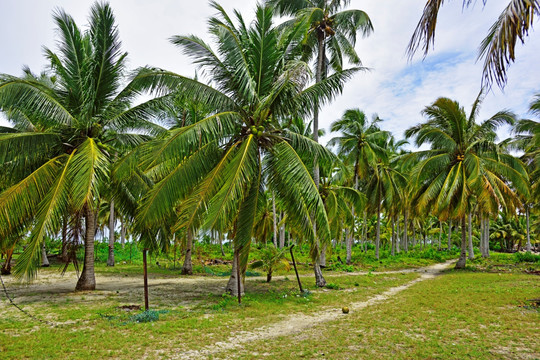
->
178, 260, 456, 360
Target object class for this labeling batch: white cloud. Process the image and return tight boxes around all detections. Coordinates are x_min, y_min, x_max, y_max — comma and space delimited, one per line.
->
1, 0, 539, 147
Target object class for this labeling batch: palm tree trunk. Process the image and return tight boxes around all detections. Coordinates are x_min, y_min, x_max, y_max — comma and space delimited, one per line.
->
345, 228, 352, 264
107, 200, 115, 267
479, 212, 484, 255
76, 206, 96, 291
391, 217, 396, 256
219, 232, 225, 256
320, 244, 327, 267
120, 217, 126, 249
41, 243, 50, 267
396, 217, 401, 254
362, 211, 367, 252
412, 223, 416, 248
526, 205, 531, 252
468, 212, 474, 260
61, 215, 69, 262
447, 219, 453, 251
403, 208, 409, 252
226, 248, 245, 295
484, 217, 490, 258
313, 261, 326, 287
438, 220, 443, 250
1, 247, 13, 275
279, 213, 285, 249
455, 217, 468, 269
375, 189, 381, 260
181, 228, 193, 275
272, 193, 278, 247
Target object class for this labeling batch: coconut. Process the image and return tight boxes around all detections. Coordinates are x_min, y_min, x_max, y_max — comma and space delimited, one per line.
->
342, 307, 349, 314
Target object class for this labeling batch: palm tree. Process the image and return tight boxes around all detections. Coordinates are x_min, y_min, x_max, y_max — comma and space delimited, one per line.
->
329, 109, 389, 262
513, 94, 540, 252
128, 3, 354, 292
407, 0, 540, 88
0, 2, 166, 289
250, 244, 291, 282
268, 0, 373, 183
405, 96, 529, 268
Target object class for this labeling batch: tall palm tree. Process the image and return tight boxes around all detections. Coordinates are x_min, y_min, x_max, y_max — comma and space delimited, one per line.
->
126, 3, 354, 292
268, 0, 373, 183
407, 0, 540, 88
0, 2, 166, 289
405, 96, 529, 268
329, 109, 389, 261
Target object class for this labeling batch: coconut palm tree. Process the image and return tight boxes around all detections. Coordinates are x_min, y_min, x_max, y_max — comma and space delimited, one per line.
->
128, 3, 356, 292
0, 2, 166, 289
407, 0, 540, 88
268, 0, 373, 183
405, 96, 529, 268
329, 109, 389, 261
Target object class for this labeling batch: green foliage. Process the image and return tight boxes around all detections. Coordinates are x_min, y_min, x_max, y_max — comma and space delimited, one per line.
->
325, 283, 340, 290
130, 310, 169, 323
514, 252, 540, 263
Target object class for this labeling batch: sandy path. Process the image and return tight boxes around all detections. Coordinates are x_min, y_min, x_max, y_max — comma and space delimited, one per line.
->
177, 260, 456, 360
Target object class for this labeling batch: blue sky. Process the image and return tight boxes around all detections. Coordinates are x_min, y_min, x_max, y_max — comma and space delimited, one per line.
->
1, 0, 538, 147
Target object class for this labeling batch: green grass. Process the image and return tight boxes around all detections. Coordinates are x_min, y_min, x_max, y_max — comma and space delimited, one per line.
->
219, 271, 539, 359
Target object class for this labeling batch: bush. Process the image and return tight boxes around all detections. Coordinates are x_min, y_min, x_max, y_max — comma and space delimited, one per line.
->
515, 252, 540, 263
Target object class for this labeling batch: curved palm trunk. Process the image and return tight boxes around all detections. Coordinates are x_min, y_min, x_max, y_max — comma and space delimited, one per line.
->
1, 246, 14, 275
319, 244, 327, 267
107, 200, 115, 267
76, 207, 96, 291
181, 228, 194, 275
455, 217, 467, 269
468, 212, 474, 260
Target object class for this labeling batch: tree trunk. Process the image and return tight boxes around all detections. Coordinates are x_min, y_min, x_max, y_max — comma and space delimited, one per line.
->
279, 214, 285, 249
391, 217, 395, 256
484, 217, 490, 258
447, 219, 453, 251
1, 247, 14, 275
375, 193, 381, 260
468, 212, 474, 260
346, 228, 352, 265
219, 232, 225, 256
455, 217, 467, 269
107, 200, 115, 267
41, 242, 50, 267
120, 217, 126, 249
319, 244, 327, 267
61, 216, 69, 262
525, 205, 531, 252
362, 211, 367, 253
272, 193, 278, 247
438, 220, 443, 250
225, 249, 245, 295
403, 209, 409, 252
313, 261, 326, 287
266, 271, 272, 283
76, 207, 97, 291
396, 217, 401, 254
181, 228, 193, 275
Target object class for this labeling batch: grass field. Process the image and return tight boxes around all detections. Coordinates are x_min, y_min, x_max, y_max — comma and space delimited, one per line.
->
0, 251, 538, 359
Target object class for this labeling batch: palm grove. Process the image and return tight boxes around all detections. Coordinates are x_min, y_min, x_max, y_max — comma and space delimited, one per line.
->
0, 2, 538, 295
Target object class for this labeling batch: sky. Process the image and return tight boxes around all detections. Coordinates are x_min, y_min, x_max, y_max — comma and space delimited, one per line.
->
1, 0, 539, 148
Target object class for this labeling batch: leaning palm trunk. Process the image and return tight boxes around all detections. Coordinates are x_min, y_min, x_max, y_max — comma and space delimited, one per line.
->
319, 244, 327, 267
76, 207, 97, 291
1, 247, 14, 275
181, 228, 194, 275
468, 212, 474, 260
455, 217, 468, 269
107, 201, 115, 267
